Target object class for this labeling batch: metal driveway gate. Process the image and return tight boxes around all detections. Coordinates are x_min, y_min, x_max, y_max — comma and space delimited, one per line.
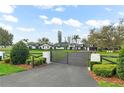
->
51, 50, 90, 66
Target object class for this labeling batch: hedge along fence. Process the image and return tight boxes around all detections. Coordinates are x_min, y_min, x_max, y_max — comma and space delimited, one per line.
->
26, 53, 46, 68
89, 54, 118, 71
101, 55, 118, 64
93, 64, 117, 77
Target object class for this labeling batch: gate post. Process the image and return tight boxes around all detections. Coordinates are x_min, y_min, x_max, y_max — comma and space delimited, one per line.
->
67, 52, 69, 64
32, 55, 34, 68
100, 55, 102, 63
50, 50, 52, 62
43, 51, 51, 64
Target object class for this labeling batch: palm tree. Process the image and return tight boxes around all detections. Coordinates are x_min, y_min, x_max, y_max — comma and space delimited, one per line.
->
72, 35, 80, 50
82, 38, 89, 50
22, 39, 29, 46
38, 37, 50, 45
42, 37, 49, 44
72, 35, 80, 44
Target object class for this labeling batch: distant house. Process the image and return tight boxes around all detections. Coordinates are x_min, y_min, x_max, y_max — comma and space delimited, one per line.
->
68, 43, 84, 50
28, 42, 39, 49
53, 42, 68, 50
39, 44, 52, 50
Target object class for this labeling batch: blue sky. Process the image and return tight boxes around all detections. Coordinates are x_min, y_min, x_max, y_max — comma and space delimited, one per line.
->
0, 5, 124, 43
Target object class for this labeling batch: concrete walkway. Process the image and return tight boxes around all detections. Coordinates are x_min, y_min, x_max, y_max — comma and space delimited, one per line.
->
0, 63, 98, 87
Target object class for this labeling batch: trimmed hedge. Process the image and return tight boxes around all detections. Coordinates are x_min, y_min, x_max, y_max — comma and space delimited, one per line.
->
117, 47, 124, 80
93, 64, 117, 77
26, 57, 46, 66
89, 61, 101, 71
34, 58, 46, 66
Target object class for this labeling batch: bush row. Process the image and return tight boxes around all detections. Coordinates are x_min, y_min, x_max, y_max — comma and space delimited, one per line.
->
34, 58, 46, 66
93, 64, 117, 77
26, 57, 46, 66
89, 61, 101, 71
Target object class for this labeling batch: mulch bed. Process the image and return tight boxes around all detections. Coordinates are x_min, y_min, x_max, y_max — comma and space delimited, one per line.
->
17, 64, 32, 70
89, 70, 124, 86
17, 64, 48, 70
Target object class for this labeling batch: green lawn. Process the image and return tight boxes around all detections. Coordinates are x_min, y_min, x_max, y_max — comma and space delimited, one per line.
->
0, 63, 25, 76
98, 81, 123, 87
98, 51, 119, 64
98, 51, 119, 56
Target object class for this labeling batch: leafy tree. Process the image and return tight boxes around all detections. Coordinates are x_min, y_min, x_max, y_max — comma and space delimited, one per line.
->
0, 27, 13, 47
87, 20, 124, 50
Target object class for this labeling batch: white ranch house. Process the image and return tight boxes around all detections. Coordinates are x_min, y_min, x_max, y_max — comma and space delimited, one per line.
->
28, 42, 86, 50
39, 44, 52, 50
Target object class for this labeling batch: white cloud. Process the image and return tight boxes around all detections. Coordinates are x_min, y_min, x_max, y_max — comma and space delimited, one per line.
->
0, 5, 15, 14
34, 5, 55, 9
86, 19, 111, 28
16, 27, 35, 32
51, 17, 63, 25
39, 15, 48, 20
0, 23, 13, 31
44, 17, 63, 25
76, 29, 81, 32
55, 7, 65, 12
105, 8, 112, 12
3, 15, 18, 23
41, 16, 82, 28
118, 11, 124, 16
64, 18, 82, 28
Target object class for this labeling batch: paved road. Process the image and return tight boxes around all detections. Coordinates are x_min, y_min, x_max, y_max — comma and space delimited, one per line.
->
0, 63, 98, 87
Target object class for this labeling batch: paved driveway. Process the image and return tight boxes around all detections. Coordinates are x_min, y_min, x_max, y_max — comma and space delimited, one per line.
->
0, 63, 98, 87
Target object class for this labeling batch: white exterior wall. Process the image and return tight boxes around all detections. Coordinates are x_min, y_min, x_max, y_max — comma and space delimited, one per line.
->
56, 47, 64, 49
0, 51, 5, 60
43, 51, 51, 64
40, 44, 51, 50
32, 46, 36, 49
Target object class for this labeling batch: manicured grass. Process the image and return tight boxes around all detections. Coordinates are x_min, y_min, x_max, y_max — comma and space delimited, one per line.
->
98, 51, 119, 56
0, 63, 25, 76
98, 81, 123, 87
98, 51, 119, 64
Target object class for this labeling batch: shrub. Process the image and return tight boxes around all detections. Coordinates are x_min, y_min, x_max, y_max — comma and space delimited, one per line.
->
89, 61, 101, 71
10, 41, 29, 65
93, 64, 117, 77
117, 47, 124, 80
4, 59, 10, 63
34, 57, 46, 66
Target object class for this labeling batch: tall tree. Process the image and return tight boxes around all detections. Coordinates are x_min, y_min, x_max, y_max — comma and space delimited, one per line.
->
87, 20, 124, 50
58, 30, 62, 44
21, 39, 29, 45
82, 38, 89, 50
72, 35, 80, 44
0, 27, 13, 47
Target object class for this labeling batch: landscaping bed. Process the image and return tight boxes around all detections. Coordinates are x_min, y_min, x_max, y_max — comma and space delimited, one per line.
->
89, 71, 124, 87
